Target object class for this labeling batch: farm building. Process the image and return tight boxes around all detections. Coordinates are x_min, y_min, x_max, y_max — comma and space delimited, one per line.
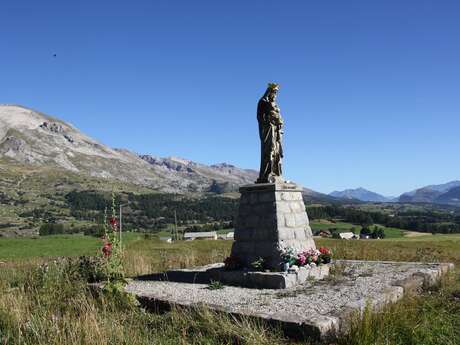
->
339, 232, 358, 240
184, 231, 218, 241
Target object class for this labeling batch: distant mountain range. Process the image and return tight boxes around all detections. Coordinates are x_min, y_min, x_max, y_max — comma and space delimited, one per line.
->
399, 181, 460, 206
329, 188, 394, 202
0, 104, 328, 201
330, 182, 460, 207
1, 104, 458, 207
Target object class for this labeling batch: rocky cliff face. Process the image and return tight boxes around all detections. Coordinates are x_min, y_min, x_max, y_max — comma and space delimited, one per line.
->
139, 156, 258, 193
0, 105, 258, 193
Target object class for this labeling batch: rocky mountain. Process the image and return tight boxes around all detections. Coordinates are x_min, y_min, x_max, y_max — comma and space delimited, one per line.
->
399, 181, 460, 206
138, 155, 259, 193
434, 186, 460, 205
0, 104, 259, 193
329, 188, 392, 202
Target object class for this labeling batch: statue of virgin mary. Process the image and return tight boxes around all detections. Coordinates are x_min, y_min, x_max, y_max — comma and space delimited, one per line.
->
256, 83, 284, 183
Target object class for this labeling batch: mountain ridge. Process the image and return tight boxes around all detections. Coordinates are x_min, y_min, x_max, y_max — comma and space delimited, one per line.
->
0, 105, 261, 193
0, 104, 327, 198
398, 181, 460, 206
329, 187, 393, 202
2, 104, 458, 206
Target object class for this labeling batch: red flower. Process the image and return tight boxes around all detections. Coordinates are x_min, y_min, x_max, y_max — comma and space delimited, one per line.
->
102, 242, 113, 257
319, 247, 331, 255
109, 217, 118, 230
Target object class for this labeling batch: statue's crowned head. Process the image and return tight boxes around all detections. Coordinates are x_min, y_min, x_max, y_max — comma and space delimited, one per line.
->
268, 82, 280, 91
265, 82, 280, 101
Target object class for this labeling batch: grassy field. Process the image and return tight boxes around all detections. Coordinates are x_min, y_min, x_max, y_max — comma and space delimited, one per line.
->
0, 233, 144, 260
0, 234, 459, 344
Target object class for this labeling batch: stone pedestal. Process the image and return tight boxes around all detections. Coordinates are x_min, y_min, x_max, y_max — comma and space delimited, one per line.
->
230, 182, 316, 270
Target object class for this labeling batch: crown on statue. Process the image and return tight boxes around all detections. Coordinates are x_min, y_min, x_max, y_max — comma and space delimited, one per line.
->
268, 82, 280, 91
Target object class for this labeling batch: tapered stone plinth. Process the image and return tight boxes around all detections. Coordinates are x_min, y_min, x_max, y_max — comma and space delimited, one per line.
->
230, 182, 316, 270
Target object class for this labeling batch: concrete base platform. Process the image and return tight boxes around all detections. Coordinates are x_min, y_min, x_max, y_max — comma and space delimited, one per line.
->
208, 264, 330, 289
135, 263, 330, 289
127, 260, 454, 341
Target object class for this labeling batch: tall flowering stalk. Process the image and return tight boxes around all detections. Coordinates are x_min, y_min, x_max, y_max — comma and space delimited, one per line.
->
100, 193, 125, 283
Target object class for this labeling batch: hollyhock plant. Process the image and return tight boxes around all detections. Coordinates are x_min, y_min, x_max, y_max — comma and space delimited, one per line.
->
102, 242, 112, 257
99, 193, 125, 283
109, 217, 118, 230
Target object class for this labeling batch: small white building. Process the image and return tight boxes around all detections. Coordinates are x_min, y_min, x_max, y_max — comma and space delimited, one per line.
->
339, 232, 358, 240
183, 231, 218, 241
218, 232, 234, 240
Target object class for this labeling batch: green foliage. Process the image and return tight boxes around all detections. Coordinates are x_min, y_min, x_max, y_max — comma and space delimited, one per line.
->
65, 190, 111, 210
307, 205, 460, 234
207, 280, 225, 290
130, 194, 238, 225
39, 222, 64, 235
99, 194, 125, 284
64, 191, 239, 232
38, 222, 105, 237
0, 235, 102, 259
360, 226, 386, 239
82, 224, 105, 237
184, 221, 233, 233
250, 257, 266, 271
101, 280, 139, 309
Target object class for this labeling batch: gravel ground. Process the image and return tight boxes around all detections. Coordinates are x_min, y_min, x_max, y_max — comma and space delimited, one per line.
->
126, 260, 453, 338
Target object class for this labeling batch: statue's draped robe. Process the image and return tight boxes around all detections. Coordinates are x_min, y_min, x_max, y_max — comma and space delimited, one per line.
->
257, 95, 283, 183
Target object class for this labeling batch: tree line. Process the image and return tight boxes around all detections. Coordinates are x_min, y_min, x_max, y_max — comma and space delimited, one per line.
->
34, 190, 460, 236
64, 191, 239, 232
306, 205, 460, 234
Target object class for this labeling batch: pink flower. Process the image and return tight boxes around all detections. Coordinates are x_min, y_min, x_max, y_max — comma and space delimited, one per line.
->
297, 254, 307, 266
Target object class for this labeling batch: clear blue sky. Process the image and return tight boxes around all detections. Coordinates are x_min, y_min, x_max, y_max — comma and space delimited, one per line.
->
1, 0, 459, 196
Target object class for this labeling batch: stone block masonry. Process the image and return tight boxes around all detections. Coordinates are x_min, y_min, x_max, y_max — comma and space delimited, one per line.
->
231, 182, 316, 270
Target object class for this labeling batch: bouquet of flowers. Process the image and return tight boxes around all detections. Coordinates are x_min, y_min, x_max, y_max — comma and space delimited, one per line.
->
281, 246, 332, 270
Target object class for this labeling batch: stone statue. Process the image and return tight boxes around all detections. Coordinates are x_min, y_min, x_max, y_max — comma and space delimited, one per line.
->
256, 83, 284, 183
230, 83, 317, 275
